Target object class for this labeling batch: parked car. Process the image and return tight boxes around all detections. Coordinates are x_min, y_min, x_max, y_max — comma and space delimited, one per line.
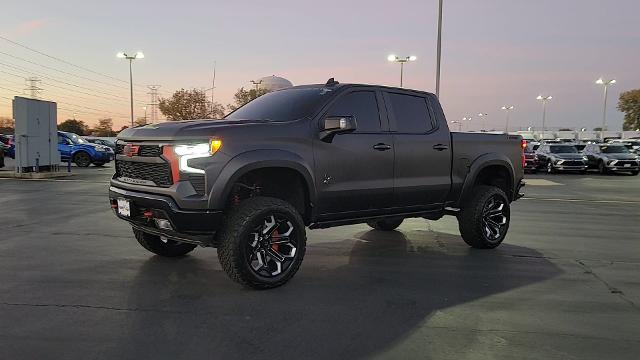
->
58, 131, 114, 167
109, 80, 525, 289
607, 139, 640, 155
0, 142, 4, 168
583, 143, 640, 175
524, 143, 538, 173
85, 137, 117, 151
536, 144, 588, 173
0, 134, 14, 158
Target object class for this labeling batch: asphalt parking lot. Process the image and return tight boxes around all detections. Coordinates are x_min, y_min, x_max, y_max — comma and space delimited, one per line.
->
1, 162, 639, 359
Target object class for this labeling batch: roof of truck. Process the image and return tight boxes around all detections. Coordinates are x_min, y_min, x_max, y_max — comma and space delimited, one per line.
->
284, 81, 435, 97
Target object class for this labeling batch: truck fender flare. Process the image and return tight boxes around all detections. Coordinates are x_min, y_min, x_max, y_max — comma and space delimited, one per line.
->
208, 149, 316, 209
459, 153, 515, 204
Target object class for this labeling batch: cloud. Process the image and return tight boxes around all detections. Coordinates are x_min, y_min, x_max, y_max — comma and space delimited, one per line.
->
11, 19, 47, 36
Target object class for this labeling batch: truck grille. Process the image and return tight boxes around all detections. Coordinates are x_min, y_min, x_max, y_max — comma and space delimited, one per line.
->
115, 161, 173, 187
115, 144, 163, 157
614, 160, 639, 167
560, 160, 584, 167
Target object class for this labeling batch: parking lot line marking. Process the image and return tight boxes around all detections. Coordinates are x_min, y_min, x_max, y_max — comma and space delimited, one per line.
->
522, 197, 640, 205
524, 179, 564, 186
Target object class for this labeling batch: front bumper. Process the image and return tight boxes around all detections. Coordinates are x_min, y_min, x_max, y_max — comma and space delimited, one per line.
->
606, 162, 640, 172
109, 186, 223, 239
94, 152, 113, 162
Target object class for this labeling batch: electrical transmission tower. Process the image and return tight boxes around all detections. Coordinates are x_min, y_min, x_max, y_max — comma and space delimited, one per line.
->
24, 77, 43, 99
147, 85, 161, 124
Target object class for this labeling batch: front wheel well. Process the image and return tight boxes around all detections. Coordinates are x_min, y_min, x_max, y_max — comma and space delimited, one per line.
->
473, 165, 513, 201
226, 167, 311, 224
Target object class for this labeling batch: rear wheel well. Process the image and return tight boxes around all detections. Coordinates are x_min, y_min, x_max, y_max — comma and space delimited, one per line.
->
226, 167, 311, 224
474, 165, 513, 200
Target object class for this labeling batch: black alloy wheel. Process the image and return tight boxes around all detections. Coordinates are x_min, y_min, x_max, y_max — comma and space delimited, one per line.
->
74, 152, 91, 167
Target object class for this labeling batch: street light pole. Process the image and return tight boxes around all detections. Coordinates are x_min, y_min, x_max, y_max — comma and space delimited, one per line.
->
436, 0, 443, 97
501, 106, 514, 132
477, 113, 487, 132
117, 51, 144, 127
387, 55, 417, 88
536, 95, 552, 140
450, 120, 462, 131
462, 116, 472, 131
143, 106, 147, 124
596, 78, 616, 140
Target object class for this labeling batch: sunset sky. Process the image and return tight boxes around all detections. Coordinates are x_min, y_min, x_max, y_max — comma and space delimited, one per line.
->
0, 0, 638, 131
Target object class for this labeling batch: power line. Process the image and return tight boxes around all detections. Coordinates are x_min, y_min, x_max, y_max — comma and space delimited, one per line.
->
0, 68, 146, 106
0, 35, 147, 89
0, 50, 147, 95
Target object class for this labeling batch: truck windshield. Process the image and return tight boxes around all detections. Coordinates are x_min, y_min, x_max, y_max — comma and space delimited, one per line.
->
549, 145, 577, 153
601, 145, 629, 154
225, 88, 332, 121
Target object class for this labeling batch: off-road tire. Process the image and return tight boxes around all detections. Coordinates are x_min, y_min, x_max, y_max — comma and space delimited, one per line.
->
458, 185, 510, 249
366, 218, 404, 231
73, 151, 91, 167
133, 228, 197, 257
217, 196, 306, 289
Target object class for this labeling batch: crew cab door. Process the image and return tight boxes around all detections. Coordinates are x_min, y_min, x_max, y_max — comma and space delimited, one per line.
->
383, 91, 451, 210
313, 89, 394, 218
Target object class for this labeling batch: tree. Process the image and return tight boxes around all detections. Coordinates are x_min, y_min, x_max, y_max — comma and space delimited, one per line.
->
0, 117, 14, 134
558, 128, 573, 131
134, 116, 147, 127
159, 88, 225, 120
91, 118, 116, 136
618, 89, 640, 130
58, 119, 89, 135
593, 127, 603, 132
227, 87, 269, 112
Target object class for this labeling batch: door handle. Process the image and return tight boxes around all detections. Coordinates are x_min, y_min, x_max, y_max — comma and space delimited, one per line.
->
433, 144, 449, 151
372, 143, 392, 151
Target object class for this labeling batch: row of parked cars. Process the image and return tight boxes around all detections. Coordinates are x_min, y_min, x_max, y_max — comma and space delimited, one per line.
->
523, 138, 640, 175
0, 132, 116, 168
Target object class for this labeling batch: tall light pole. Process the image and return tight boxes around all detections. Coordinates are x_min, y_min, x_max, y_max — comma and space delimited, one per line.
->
501, 106, 514, 132
435, 0, 443, 97
117, 51, 144, 127
462, 116, 472, 131
536, 95, 552, 140
142, 106, 147, 125
596, 78, 616, 140
477, 113, 488, 132
387, 55, 417, 87
450, 120, 462, 131
250, 79, 263, 92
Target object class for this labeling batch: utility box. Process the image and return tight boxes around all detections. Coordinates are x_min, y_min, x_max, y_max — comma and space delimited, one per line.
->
13, 97, 60, 173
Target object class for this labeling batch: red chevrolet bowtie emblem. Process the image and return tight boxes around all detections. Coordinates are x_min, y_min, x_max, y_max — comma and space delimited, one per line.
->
123, 144, 140, 157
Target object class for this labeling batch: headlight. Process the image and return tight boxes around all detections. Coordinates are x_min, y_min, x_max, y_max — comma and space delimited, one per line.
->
582, 156, 588, 161
607, 159, 618, 165
173, 139, 222, 174
555, 159, 564, 164
95, 145, 108, 152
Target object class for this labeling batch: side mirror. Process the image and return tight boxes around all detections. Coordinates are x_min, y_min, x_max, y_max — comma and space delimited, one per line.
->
319, 116, 357, 142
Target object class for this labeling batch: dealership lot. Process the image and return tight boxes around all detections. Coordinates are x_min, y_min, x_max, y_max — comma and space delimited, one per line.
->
0, 165, 639, 359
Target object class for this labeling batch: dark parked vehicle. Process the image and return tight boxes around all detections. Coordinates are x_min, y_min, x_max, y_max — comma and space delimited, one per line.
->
607, 139, 640, 155
0, 142, 4, 168
536, 144, 588, 173
0, 134, 14, 158
583, 144, 640, 175
524, 143, 538, 173
109, 81, 525, 289
85, 137, 117, 151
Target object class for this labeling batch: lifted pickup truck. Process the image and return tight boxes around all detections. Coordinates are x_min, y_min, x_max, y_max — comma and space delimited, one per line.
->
110, 79, 525, 289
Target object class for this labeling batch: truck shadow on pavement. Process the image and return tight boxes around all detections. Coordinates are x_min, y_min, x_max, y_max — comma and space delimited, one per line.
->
118, 229, 562, 360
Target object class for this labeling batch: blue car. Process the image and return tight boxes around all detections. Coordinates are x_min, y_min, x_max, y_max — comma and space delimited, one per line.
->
57, 131, 114, 167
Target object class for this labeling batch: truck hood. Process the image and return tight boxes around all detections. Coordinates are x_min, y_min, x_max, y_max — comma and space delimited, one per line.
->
117, 119, 272, 141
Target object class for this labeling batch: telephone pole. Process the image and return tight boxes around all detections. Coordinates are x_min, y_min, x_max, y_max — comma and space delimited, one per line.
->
147, 85, 161, 124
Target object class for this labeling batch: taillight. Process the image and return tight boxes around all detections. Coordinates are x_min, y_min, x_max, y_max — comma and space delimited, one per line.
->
521, 139, 527, 167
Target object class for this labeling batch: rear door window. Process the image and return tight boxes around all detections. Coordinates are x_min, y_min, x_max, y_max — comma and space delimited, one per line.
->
386, 93, 434, 133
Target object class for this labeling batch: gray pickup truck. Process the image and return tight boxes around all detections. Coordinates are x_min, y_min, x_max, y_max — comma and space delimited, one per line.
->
110, 79, 525, 289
